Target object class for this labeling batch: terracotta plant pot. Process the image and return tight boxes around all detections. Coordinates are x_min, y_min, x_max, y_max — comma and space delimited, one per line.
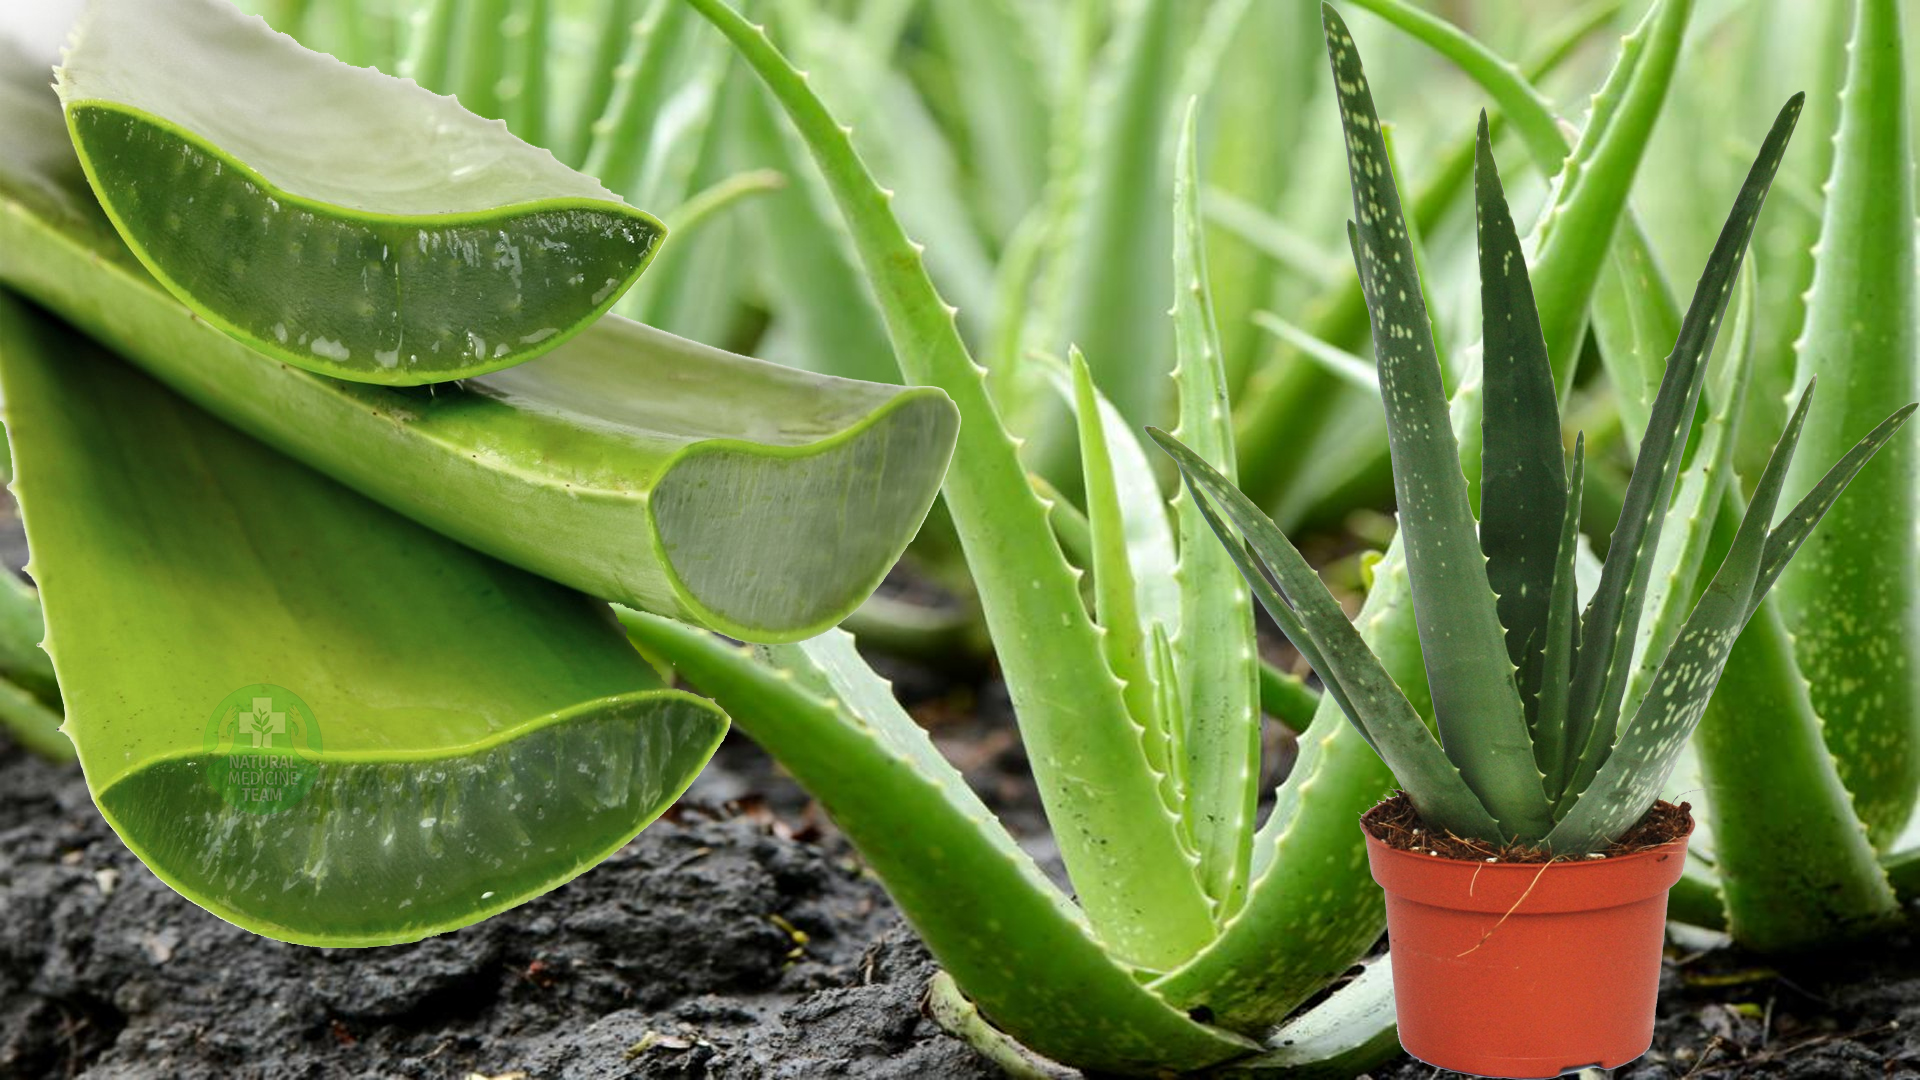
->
1363, 821, 1693, 1078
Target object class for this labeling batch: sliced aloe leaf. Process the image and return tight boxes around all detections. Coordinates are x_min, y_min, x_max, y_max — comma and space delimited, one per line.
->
0, 74, 957, 645
56, 0, 663, 384
0, 294, 727, 946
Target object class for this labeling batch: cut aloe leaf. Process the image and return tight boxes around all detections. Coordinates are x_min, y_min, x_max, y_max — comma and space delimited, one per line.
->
55, 0, 664, 384
0, 66, 957, 644
0, 293, 727, 946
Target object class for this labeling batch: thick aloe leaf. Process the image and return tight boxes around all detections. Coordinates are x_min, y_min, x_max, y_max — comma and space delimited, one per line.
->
1773, 0, 1920, 849
1560, 97, 1801, 803
1056, 0, 1180, 426
579, 0, 696, 198
619, 614, 1257, 1072
1325, 8, 1546, 838
926, 0, 1051, 245
0, 295, 726, 946
56, 0, 662, 384
1154, 431, 1501, 842
1213, 957, 1400, 1079
1168, 102, 1260, 914
1698, 599, 1900, 948
1473, 114, 1566, 722
1057, 350, 1172, 806
0, 77, 956, 645
683, 0, 1216, 970
1552, 389, 1913, 851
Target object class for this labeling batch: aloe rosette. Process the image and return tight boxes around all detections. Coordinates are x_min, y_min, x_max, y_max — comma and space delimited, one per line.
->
1158, 9, 1913, 854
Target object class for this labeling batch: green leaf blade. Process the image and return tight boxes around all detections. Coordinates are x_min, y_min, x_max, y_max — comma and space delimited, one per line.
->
1473, 113, 1567, 720
1773, 0, 1920, 848
1323, 7, 1545, 839
58, 0, 664, 384
1169, 102, 1260, 914
0, 295, 727, 946
1561, 96, 1803, 802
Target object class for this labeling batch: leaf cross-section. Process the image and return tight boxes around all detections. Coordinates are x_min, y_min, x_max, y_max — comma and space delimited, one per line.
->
57, 0, 664, 384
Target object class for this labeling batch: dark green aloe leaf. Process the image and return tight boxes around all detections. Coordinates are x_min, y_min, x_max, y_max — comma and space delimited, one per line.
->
0, 66, 957, 645
57, 0, 663, 384
1552, 385, 1912, 850
0, 294, 727, 946
1152, 429, 1502, 842
1473, 112, 1565, 722
1323, 6, 1544, 837
1560, 95, 1803, 802
1533, 436, 1584, 789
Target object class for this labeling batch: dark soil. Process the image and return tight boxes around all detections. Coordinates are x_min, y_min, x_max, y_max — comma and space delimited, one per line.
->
1361, 792, 1695, 862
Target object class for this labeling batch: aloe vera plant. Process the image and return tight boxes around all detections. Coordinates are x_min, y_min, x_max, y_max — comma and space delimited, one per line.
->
1159, 17, 1915, 857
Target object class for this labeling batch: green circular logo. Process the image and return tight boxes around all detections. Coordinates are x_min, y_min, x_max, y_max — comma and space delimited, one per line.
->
203, 684, 321, 814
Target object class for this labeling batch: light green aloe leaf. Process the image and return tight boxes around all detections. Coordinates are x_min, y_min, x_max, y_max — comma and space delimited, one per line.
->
1772, 0, 1920, 849
0, 670, 68, 762
580, 0, 697, 199
557, 0, 641, 167
1250, 312, 1378, 395
398, 0, 457, 93
1152, 429, 1501, 842
1552, 387, 1914, 852
1620, 269, 1756, 727
1056, 0, 1180, 427
618, 613, 1257, 1073
501, 0, 551, 148
1204, 191, 1341, 283
1473, 112, 1567, 724
1739, 0, 1848, 481
681, 0, 1216, 970
1560, 96, 1802, 804
1057, 348, 1171, 803
0, 65, 957, 645
450, 0, 511, 121
1212, 957, 1400, 1079
56, 0, 663, 384
926, 0, 1051, 246
0, 572, 57, 708
732, 76, 895, 385
0, 294, 727, 947
1694, 599, 1900, 947
1168, 101, 1260, 915
1325, 7, 1546, 839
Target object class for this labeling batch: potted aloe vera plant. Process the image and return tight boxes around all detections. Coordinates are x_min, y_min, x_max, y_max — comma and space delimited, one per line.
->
1152, 8, 1916, 1078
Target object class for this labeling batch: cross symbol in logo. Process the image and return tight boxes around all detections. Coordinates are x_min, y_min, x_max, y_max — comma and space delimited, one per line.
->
237, 697, 286, 748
